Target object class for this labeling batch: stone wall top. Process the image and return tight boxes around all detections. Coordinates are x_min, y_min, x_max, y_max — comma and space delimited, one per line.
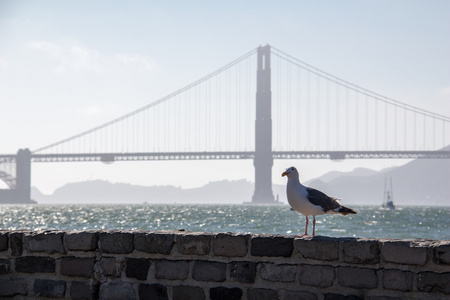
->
1, 230, 449, 268
0, 230, 449, 299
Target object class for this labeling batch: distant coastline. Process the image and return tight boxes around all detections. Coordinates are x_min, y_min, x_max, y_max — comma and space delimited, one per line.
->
31, 157, 450, 206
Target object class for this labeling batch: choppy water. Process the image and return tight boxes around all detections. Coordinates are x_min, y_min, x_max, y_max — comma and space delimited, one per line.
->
0, 204, 449, 240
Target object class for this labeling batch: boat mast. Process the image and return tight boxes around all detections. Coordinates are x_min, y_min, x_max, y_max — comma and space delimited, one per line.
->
390, 177, 394, 202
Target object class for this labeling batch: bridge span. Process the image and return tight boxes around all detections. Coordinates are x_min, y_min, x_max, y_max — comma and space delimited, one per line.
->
27, 150, 450, 163
1, 45, 449, 204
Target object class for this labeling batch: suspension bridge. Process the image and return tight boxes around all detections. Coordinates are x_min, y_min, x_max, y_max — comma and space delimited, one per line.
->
1, 45, 449, 204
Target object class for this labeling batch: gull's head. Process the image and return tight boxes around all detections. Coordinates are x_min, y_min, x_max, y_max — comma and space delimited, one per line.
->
282, 166, 299, 178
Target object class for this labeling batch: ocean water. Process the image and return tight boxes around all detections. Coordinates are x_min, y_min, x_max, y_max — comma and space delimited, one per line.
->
0, 204, 449, 240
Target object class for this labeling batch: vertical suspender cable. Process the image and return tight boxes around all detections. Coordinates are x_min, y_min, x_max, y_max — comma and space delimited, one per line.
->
228, 67, 231, 151
326, 80, 330, 150
166, 99, 169, 151
316, 75, 320, 150
355, 92, 359, 150
374, 96, 377, 150
414, 111, 417, 150
216, 76, 219, 150
404, 109, 407, 150
207, 73, 211, 151
346, 89, 349, 150
287, 58, 291, 150
385, 102, 388, 150
135, 111, 138, 152
443, 121, 446, 150
393, 105, 396, 150
247, 57, 250, 150
336, 84, 339, 149
298, 63, 301, 150
433, 117, 436, 150
277, 56, 281, 150
196, 83, 200, 151
306, 71, 311, 150
236, 62, 239, 151
423, 114, 426, 150
365, 95, 368, 150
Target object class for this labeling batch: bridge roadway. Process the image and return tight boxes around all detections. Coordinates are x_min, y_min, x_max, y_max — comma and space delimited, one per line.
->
1, 150, 448, 204
2, 150, 450, 165
5, 150, 446, 163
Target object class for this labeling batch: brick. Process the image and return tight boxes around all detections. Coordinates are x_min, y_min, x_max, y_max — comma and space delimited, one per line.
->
33, 279, 66, 298
192, 260, 226, 282
213, 233, 248, 257
0, 232, 8, 251
99, 231, 134, 254
295, 237, 339, 261
230, 261, 256, 283
324, 293, 363, 300
126, 258, 150, 280
433, 242, 450, 265
417, 272, 450, 294
337, 267, 378, 289
70, 281, 99, 300
176, 233, 211, 255
65, 231, 98, 251
299, 265, 334, 288
0, 278, 28, 296
248, 288, 278, 300
173, 285, 205, 300
24, 231, 65, 254
251, 235, 293, 257
16, 256, 55, 273
261, 263, 296, 282
99, 282, 136, 300
95, 257, 122, 278
61, 257, 95, 278
381, 240, 427, 265
210, 287, 242, 300
135, 232, 174, 254
285, 290, 317, 300
155, 259, 189, 280
10, 232, 24, 256
139, 283, 168, 300
0, 258, 10, 274
343, 239, 380, 264
382, 269, 413, 291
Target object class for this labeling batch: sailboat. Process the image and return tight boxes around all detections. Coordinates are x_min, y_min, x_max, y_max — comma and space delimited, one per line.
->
381, 177, 395, 210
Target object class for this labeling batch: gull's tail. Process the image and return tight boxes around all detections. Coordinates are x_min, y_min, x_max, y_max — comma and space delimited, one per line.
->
337, 206, 357, 215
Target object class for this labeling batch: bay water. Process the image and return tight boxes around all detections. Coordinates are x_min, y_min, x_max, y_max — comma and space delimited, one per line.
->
0, 204, 448, 240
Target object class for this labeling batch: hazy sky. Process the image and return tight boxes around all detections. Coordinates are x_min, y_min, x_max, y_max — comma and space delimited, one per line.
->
1, 1, 449, 195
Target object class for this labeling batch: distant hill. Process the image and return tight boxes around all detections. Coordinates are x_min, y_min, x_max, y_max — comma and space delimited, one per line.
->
305, 159, 450, 206
32, 179, 254, 204
313, 167, 380, 183
32, 158, 450, 206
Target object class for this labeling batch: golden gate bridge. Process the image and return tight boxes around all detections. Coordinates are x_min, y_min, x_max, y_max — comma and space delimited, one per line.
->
1, 45, 449, 204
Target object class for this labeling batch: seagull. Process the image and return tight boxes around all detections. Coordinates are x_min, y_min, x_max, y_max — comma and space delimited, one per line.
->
282, 166, 357, 236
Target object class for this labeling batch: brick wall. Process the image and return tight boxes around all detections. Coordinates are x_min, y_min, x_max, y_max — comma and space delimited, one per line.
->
0, 230, 449, 299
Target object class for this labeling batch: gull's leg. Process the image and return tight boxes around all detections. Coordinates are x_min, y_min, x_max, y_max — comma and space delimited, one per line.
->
304, 216, 309, 236
312, 216, 316, 236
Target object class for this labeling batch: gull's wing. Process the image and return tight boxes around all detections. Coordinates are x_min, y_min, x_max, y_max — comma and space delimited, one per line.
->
306, 187, 341, 212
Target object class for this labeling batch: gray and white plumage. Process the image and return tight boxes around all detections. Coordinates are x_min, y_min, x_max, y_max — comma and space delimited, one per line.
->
282, 166, 356, 236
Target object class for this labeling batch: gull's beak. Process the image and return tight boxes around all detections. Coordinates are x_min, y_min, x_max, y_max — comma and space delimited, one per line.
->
282, 171, 289, 177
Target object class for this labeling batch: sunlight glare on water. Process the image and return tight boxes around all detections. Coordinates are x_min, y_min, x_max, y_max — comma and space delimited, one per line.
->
0, 204, 449, 240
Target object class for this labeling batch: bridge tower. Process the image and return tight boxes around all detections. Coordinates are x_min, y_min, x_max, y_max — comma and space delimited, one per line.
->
252, 45, 276, 204
16, 148, 32, 203
0, 148, 34, 204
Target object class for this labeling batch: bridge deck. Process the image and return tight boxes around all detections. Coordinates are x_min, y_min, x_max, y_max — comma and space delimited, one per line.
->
22, 150, 450, 163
